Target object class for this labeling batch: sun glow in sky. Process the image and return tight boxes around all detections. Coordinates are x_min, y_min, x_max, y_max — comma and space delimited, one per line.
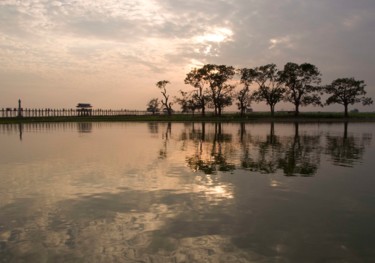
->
0, 0, 374, 111
195, 27, 233, 44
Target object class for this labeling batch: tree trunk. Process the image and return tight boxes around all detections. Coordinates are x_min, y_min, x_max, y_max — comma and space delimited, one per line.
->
240, 101, 244, 117
344, 104, 348, 117
295, 104, 300, 116
201, 105, 205, 116
270, 105, 275, 116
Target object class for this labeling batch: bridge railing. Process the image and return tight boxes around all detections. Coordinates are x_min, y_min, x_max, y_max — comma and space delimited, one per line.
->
0, 108, 156, 118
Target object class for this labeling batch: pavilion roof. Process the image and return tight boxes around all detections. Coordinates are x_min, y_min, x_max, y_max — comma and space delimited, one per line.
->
76, 103, 92, 108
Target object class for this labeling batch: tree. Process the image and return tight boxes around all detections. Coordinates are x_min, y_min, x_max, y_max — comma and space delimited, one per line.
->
279, 62, 322, 116
185, 64, 235, 116
202, 64, 236, 116
214, 83, 235, 116
156, 80, 173, 115
325, 78, 373, 117
249, 64, 285, 116
175, 90, 200, 114
237, 68, 254, 116
185, 68, 210, 116
175, 90, 190, 113
236, 86, 253, 117
146, 98, 160, 114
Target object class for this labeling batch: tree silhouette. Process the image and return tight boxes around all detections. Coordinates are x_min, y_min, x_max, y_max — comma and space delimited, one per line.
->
156, 80, 173, 115
184, 68, 211, 116
198, 64, 236, 116
250, 64, 286, 116
237, 68, 255, 116
235, 87, 253, 117
325, 78, 373, 117
146, 98, 160, 114
280, 62, 322, 116
175, 90, 200, 114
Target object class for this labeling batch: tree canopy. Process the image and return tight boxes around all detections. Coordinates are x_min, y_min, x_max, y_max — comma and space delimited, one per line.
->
279, 62, 322, 116
146, 98, 160, 114
248, 64, 285, 116
184, 68, 210, 116
201, 64, 236, 116
237, 68, 254, 116
325, 78, 373, 117
156, 80, 173, 115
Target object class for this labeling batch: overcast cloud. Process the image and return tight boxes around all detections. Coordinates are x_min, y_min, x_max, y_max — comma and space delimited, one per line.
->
0, 0, 374, 111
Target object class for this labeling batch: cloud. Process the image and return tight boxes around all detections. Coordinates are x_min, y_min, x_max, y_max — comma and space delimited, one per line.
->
268, 36, 293, 50
0, 0, 374, 111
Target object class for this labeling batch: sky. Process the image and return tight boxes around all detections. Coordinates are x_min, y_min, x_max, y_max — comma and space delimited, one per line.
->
0, 0, 374, 112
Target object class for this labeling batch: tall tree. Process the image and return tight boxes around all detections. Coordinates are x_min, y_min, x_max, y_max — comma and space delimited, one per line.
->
237, 68, 254, 116
201, 64, 236, 116
146, 98, 160, 114
156, 80, 173, 115
236, 87, 253, 117
325, 78, 373, 117
175, 90, 200, 114
184, 68, 210, 116
279, 62, 322, 116
249, 64, 286, 116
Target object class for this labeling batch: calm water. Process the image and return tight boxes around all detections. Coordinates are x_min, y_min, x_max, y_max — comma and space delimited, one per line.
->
0, 122, 375, 263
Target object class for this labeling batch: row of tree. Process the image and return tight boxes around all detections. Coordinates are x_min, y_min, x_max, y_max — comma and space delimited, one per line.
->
147, 62, 373, 117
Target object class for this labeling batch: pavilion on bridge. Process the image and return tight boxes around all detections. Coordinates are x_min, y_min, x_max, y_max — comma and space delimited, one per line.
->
76, 103, 93, 116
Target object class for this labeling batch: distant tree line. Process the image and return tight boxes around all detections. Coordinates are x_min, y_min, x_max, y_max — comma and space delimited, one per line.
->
147, 62, 373, 117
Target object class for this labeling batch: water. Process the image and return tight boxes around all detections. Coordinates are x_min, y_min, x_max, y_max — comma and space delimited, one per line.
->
0, 122, 374, 262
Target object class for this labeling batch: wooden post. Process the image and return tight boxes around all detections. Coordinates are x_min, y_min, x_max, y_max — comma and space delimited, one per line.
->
18, 99, 22, 117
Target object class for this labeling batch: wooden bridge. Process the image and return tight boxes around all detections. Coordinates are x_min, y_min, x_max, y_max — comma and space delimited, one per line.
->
0, 108, 152, 118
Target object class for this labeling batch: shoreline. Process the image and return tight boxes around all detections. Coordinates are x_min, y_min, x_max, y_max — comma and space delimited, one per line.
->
1, 113, 375, 124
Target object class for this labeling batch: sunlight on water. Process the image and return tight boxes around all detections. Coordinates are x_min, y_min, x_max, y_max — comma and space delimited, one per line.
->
0, 122, 375, 262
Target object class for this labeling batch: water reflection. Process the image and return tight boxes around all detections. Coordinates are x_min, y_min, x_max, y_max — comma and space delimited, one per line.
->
159, 122, 172, 159
147, 122, 159, 135
0, 122, 374, 262
77, 122, 92, 133
277, 123, 321, 176
179, 122, 370, 176
241, 122, 282, 174
325, 122, 372, 167
186, 123, 236, 174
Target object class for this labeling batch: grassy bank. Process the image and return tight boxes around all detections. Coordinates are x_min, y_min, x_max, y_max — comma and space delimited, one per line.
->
1, 112, 375, 124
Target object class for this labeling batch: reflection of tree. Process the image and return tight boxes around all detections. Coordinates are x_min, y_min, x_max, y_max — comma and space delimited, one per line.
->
183, 122, 371, 177
241, 122, 282, 174
147, 122, 159, 135
240, 123, 322, 176
159, 122, 172, 159
278, 123, 321, 176
186, 123, 235, 174
325, 122, 372, 167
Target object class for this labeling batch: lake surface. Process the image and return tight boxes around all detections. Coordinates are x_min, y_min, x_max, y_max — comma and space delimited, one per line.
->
0, 122, 375, 263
